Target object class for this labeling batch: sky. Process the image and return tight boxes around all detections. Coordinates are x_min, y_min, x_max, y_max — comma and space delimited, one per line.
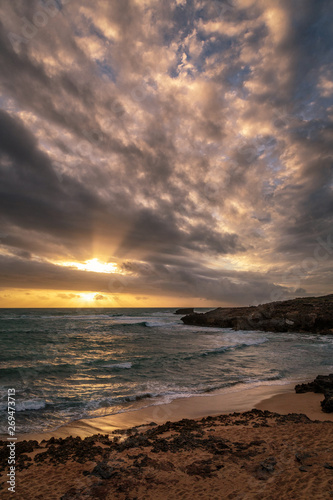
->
0, 0, 332, 308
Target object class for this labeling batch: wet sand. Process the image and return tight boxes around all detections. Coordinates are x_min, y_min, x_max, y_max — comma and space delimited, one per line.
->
13, 382, 333, 443
14, 383, 297, 442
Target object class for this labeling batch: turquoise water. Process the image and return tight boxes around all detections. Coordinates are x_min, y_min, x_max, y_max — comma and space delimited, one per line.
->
1, 308, 333, 434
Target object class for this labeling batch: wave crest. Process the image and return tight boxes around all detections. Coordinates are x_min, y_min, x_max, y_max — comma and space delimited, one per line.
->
0, 399, 46, 412
102, 362, 132, 370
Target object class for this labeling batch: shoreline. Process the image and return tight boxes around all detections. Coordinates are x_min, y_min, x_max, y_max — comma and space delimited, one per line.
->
9, 380, 333, 443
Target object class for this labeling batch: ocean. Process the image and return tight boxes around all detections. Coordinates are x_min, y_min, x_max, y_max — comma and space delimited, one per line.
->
1, 308, 333, 435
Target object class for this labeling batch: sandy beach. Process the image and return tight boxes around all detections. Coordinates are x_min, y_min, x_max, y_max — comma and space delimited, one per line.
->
1, 384, 333, 499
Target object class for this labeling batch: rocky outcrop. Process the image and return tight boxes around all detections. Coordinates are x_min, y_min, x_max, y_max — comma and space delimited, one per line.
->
295, 374, 333, 394
181, 294, 333, 334
295, 374, 333, 413
174, 308, 194, 315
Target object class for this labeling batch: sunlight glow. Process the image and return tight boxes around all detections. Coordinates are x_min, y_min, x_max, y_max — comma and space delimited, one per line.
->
80, 292, 97, 302
60, 258, 118, 274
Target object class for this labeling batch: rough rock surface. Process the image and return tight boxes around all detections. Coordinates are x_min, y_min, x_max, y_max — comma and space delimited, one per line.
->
295, 374, 333, 394
322, 392, 333, 413
90, 461, 115, 479
174, 308, 194, 315
295, 374, 333, 413
181, 294, 333, 334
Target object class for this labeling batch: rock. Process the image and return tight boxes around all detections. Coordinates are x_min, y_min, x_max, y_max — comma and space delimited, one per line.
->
61, 488, 78, 500
91, 461, 115, 479
181, 294, 333, 334
260, 456, 277, 472
186, 459, 214, 477
299, 466, 309, 472
255, 456, 277, 480
295, 374, 333, 394
295, 452, 314, 466
321, 391, 333, 413
324, 463, 333, 470
174, 308, 194, 315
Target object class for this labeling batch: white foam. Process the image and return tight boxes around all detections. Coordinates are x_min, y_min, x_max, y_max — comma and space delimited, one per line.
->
144, 320, 179, 327
180, 325, 232, 333
1, 400, 47, 412
40, 314, 112, 320
103, 362, 132, 369
109, 316, 148, 325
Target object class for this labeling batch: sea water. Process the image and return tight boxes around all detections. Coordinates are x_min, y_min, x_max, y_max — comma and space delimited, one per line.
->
1, 308, 333, 434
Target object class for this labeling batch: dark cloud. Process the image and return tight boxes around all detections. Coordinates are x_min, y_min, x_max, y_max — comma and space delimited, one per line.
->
0, 109, 58, 184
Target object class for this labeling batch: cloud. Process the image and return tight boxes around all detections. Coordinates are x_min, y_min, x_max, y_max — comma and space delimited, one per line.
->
57, 293, 81, 299
0, 0, 332, 305
0, 251, 315, 306
94, 294, 106, 300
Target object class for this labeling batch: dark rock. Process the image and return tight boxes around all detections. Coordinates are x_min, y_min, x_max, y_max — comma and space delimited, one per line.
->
299, 466, 309, 472
295, 452, 314, 466
260, 456, 277, 472
91, 461, 115, 479
255, 456, 277, 480
321, 391, 333, 413
133, 456, 175, 471
88, 483, 111, 499
186, 459, 214, 477
175, 308, 194, 315
295, 374, 333, 394
324, 463, 333, 470
61, 488, 80, 500
181, 294, 333, 334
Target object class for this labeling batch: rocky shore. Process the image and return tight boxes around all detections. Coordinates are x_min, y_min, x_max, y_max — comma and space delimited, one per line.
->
1, 409, 333, 499
181, 294, 333, 334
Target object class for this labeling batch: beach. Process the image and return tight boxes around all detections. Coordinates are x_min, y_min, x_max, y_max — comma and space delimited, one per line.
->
1, 384, 333, 499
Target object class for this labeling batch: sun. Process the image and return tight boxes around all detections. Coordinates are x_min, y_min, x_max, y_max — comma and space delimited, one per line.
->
80, 258, 118, 273
59, 258, 118, 274
80, 292, 97, 302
